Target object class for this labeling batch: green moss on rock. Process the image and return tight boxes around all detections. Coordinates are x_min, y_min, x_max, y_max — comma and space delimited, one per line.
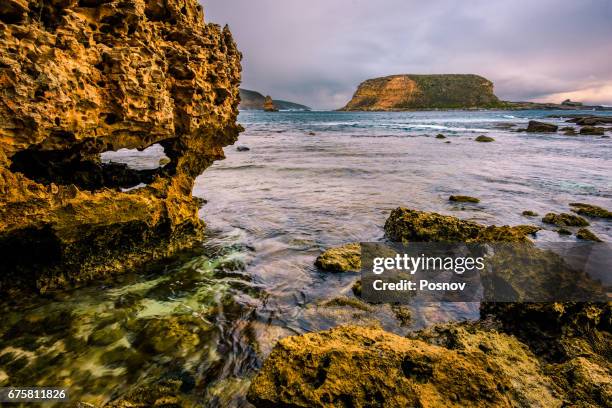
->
314, 243, 361, 272
569, 203, 612, 219
475, 135, 494, 142
449, 195, 480, 203
542, 213, 590, 227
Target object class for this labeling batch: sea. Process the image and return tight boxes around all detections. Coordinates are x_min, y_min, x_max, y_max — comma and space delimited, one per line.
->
1, 109, 610, 406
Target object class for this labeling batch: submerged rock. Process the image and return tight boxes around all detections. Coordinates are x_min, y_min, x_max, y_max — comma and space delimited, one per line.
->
474, 135, 495, 142
384, 208, 537, 243
247, 325, 562, 408
236, 146, 251, 152
569, 116, 612, 126
570, 202, 612, 219
314, 243, 361, 272
579, 126, 605, 135
449, 195, 480, 203
526, 121, 558, 133
576, 228, 602, 242
0, 0, 242, 293
557, 228, 572, 236
542, 213, 590, 227
435, 134, 446, 139
522, 210, 539, 217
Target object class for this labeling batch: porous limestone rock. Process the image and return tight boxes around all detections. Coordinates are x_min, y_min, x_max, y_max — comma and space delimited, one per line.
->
570, 202, 612, 219
340, 74, 502, 111
315, 243, 361, 272
0, 0, 242, 293
247, 324, 562, 408
542, 213, 590, 227
384, 208, 538, 243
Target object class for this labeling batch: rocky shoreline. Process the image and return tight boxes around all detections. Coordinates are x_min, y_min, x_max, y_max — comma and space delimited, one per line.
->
247, 208, 611, 407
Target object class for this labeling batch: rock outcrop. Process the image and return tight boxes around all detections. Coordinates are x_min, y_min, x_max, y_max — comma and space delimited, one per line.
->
526, 121, 558, 133
0, 0, 242, 293
248, 324, 562, 408
262, 95, 278, 112
340, 74, 502, 111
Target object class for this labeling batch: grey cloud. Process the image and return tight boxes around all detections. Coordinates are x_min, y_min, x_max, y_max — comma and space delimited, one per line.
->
204, 0, 612, 109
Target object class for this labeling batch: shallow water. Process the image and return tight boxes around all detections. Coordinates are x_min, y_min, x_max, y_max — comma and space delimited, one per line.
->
1, 110, 611, 406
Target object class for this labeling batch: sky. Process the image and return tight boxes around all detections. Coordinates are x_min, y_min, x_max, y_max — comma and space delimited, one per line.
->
204, 0, 612, 110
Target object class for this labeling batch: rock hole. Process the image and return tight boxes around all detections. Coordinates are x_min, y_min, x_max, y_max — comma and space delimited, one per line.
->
401, 356, 434, 383
10, 143, 172, 192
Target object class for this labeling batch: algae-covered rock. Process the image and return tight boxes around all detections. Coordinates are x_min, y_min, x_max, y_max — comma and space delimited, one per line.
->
579, 126, 605, 135
384, 208, 536, 243
131, 315, 210, 357
0, 0, 242, 293
576, 228, 603, 242
522, 210, 538, 217
351, 280, 362, 297
475, 135, 495, 142
557, 228, 572, 236
247, 325, 561, 408
107, 378, 192, 407
435, 134, 446, 139
526, 121, 558, 133
569, 203, 612, 219
542, 213, 590, 227
315, 243, 361, 272
449, 195, 480, 203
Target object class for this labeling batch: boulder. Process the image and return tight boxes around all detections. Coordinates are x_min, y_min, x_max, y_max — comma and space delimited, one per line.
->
569, 116, 612, 126
384, 208, 537, 243
474, 135, 495, 142
579, 126, 605, 135
542, 213, 590, 227
435, 134, 446, 139
449, 195, 480, 203
315, 243, 361, 272
522, 210, 538, 217
526, 121, 558, 133
576, 228, 602, 242
247, 325, 562, 408
569, 203, 612, 219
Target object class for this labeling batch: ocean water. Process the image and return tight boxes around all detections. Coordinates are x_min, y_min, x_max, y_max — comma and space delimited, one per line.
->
1, 110, 610, 406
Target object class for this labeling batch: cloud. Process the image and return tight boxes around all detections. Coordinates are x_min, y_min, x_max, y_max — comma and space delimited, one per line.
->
204, 0, 612, 109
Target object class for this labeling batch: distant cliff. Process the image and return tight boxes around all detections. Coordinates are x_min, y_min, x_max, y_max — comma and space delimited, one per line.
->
340, 74, 502, 111
239, 89, 311, 111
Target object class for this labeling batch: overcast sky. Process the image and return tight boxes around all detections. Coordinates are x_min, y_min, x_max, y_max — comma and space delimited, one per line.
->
204, 0, 612, 110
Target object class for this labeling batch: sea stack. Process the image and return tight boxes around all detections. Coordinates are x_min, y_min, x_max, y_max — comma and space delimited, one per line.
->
0, 0, 242, 293
340, 74, 502, 111
263, 95, 279, 112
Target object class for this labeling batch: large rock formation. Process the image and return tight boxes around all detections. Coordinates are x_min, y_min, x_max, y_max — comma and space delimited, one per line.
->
0, 0, 242, 293
262, 95, 278, 112
248, 324, 563, 407
340, 74, 502, 111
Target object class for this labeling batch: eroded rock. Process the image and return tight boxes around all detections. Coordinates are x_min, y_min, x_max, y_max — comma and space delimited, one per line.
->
526, 121, 558, 133
315, 243, 361, 272
384, 208, 537, 243
247, 325, 562, 408
579, 126, 605, 135
0, 0, 242, 292
570, 202, 612, 219
542, 213, 590, 227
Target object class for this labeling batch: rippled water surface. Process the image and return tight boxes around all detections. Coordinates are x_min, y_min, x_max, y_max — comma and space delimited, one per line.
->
1, 110, 610, 406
